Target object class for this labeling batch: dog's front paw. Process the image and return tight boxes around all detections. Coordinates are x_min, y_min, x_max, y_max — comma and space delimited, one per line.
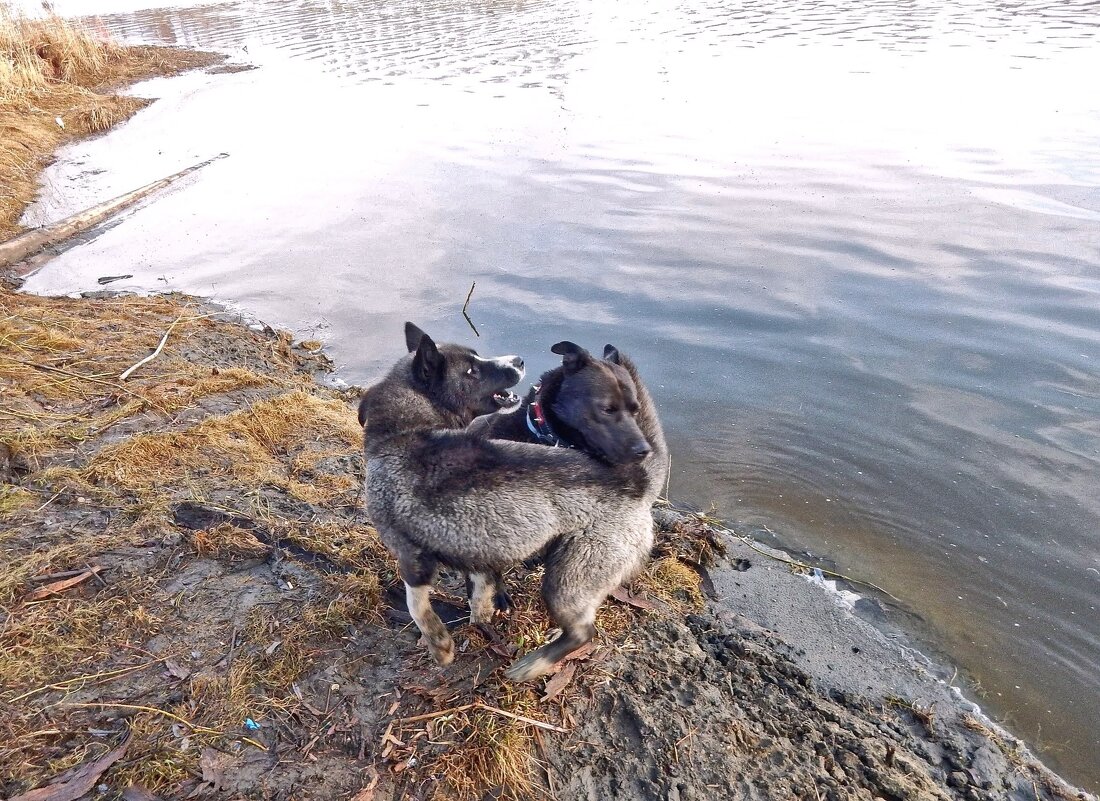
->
469, 600, 495, 625
422, 633, 455, 666
504, 649, 555, 682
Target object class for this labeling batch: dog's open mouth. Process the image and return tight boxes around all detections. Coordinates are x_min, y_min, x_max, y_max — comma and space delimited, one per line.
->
492, 390, 520, 408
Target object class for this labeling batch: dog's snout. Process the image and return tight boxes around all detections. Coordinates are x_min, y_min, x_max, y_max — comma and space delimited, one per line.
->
632, 442, 652, 460
512, 356, 524, 370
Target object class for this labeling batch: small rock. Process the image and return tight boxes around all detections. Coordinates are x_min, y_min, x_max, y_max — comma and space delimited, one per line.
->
948, 771, 970, 788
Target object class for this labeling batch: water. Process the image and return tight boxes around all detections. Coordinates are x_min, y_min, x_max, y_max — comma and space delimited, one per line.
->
19, 0, 1100, 788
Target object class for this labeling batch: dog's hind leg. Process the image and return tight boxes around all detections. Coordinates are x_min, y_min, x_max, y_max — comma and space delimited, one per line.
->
492, 570, 513, 615
504, 588, 597, 682
400, 552, 454, 666
504, 544, 611, 682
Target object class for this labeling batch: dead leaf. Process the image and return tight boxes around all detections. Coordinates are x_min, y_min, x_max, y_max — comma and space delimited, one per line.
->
164, 660, 191, 680
564, 641, 596, 662
26, 567, 102, 602
8, 737, 129, 801
540, 662, 576, 703
681, 557, 719, 597
610, 585, 659, 612
199, 747, 231, 792
349, 772, 379, 801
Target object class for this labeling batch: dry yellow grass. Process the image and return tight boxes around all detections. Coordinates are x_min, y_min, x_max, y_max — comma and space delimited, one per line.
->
0, 286, 395, 796
0, 288, 301, 468
0, 577, 161, 687
84, 389, 364, 514
0, 4, 220, 240
0, 285, 712, 801
427, 701, 538, 801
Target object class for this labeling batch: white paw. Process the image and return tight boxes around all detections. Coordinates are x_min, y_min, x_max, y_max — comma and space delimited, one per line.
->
504, 650, 554, 682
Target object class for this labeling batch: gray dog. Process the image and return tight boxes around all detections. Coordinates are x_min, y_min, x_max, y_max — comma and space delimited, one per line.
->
358, 323, 667, 680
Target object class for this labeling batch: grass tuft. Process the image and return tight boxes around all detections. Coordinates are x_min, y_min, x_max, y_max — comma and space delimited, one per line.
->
0, 4, 221, 239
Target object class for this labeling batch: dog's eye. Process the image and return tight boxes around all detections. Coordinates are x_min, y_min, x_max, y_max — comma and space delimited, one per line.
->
466, 366, 480, 378
602, 406, 616, 415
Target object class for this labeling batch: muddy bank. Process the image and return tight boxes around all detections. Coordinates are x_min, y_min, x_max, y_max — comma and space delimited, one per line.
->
0, 285, 1094, 801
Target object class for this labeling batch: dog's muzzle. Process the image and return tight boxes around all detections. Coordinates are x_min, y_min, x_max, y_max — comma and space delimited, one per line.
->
493, 390, 521, 409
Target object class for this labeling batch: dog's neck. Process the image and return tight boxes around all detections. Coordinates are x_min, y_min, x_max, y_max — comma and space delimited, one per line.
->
524, 369, 590, 454
525, 391, 568, 448
361, 360, 468, 455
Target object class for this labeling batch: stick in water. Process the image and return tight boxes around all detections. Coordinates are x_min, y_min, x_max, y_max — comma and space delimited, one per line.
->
0, 153, 230, 272
462, 281, 480, 337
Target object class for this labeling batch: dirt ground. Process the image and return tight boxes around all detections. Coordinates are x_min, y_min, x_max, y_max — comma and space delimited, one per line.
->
1, 283, 1095, 801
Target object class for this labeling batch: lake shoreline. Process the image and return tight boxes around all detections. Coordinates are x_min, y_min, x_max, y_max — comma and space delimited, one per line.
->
1, 12, 1095, 801
1, 281, 1094, 800
0, 5, 224, 246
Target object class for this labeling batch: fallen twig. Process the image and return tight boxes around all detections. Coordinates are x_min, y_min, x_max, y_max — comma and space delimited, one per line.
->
476, 702, 570, 733
32, 491, 62, 514
29, 568, 95, 583
0, 154, 230, 271
397, 702, 477, 726
5, 661, 162, 704
64, 702, 267, 751
396, 701, 568, 733
26, 567, 102, 601
119, 312, 186, 380
2, 357, 168, 414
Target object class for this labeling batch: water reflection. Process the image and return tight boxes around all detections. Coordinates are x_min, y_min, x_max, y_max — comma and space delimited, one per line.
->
20, 0, 1100, 789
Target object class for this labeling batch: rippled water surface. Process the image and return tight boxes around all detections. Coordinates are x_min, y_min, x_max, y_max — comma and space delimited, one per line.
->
22, 0, 1100, 788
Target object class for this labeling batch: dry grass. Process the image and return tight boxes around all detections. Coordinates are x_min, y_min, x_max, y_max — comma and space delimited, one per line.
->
425, 700, 539, 800
0, 482, 34, 517
0, 4, 221, 240
0, 288, 370, 796
0, 579, 161, 688
0, 288, 304, 468
88, 390, 362, 503
0, 285, 712, 801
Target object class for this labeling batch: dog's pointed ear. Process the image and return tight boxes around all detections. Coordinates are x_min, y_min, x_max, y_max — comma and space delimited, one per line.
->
551, 341, 591, 374
603, 344, 621, 365
405, 322, 429, 353
411, 331, 443, 385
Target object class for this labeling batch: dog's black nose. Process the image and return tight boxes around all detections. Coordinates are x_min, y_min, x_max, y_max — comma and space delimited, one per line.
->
512, 356, 524, 370
632, 442, 652, 459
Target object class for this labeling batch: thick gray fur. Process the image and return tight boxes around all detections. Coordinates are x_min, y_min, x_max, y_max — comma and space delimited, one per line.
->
359, 324, 668, 681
